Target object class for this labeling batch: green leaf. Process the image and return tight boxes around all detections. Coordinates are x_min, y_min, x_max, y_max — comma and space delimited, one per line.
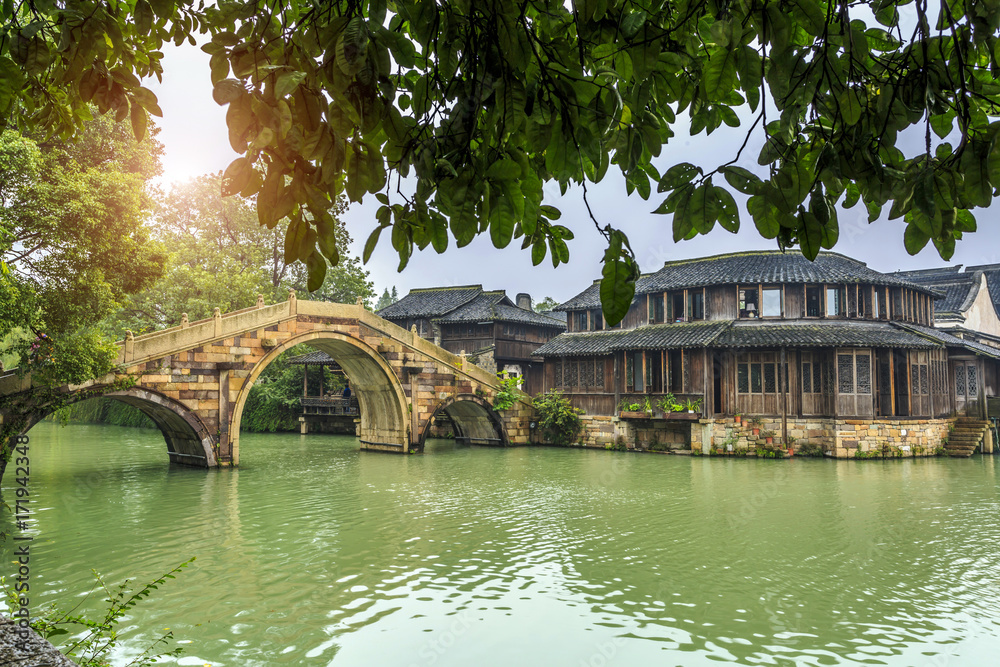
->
903, 220, 930, 255
363, 224, 385, 263
129, 103, 147, 141
721, 166, 761, 195
486, 158, 521, 180
658, 162, 701, 191
275, 71, 306, 98
715, 186, 739, 232
306, 249, 327, 292
213, 79, 244, 106
600, 230, 639, 326
284, 217, 308, 264
703, 47, 738, 102
221, 158, 252, 197
838, 88, 863, 126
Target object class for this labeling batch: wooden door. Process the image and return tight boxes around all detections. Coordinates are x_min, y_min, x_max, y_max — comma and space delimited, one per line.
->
955, 360, 979, 416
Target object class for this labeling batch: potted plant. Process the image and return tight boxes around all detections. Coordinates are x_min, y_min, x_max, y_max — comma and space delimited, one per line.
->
749, 415, 763, 436
734, 412, 743, 425
785, 434, 797, 456
656, 393, 678, 416
642, 395, 654, 416
618, 398, 645, 419
761, 429, 775, 445
683, 397, 703, 414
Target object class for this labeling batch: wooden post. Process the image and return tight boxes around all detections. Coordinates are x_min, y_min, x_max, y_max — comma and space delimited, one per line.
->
614, 354, 620, 412
780, 347, 788, 445
303, 364, 309, 399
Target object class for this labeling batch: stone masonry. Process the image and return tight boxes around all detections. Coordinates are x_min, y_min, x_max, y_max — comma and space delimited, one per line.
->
0, 296, 535, 476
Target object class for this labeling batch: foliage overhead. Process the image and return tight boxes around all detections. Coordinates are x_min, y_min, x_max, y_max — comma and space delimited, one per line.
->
5, 0, 1000, 323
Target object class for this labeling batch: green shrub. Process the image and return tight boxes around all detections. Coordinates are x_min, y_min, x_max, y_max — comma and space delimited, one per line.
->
492, 372, 523, 410
532, 389, 583, 445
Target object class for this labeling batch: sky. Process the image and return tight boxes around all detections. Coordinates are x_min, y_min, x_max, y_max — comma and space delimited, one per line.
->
147, 42, 1000, 308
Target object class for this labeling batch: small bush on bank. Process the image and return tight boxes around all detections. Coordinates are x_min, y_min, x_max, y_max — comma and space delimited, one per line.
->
531, 390, 583, 446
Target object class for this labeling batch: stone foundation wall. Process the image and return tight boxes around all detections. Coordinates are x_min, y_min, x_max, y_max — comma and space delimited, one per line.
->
702, 416, 953, 458
575, 415, 694, 451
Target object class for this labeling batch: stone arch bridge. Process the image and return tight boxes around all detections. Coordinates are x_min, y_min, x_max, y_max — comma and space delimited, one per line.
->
0, 295, 535, 474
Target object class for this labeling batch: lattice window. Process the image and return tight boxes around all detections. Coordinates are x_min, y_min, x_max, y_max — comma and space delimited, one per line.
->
683, 352, 690, 389
838, 354, 854, 393
738, 364, 749, 393
825, 361, 835, 396
968, 366, 978, 397
802, 362, 812, 393
566, 360, 578, 387
625, 354, 633, 388
814, 360, 824, 394
911, 364, 919, 394
764, 364, 776, 393
554, 359, 562, 387
956, 366, 966, 396
582, 359, 594, 387
920, 365, 928, 395
856, 354, 871, 394
751, 363, 762, 393
595, 361, 604, 387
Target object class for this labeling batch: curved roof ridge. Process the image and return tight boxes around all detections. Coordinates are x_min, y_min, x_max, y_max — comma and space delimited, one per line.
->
958, 270, 984, 314
659, 249, 867, 269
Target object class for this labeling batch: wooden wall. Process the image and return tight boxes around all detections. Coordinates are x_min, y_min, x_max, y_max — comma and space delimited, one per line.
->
707, 286, 737, 320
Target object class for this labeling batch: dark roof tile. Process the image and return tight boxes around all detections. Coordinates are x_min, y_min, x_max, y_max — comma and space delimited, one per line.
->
377, 285, 483, 318
532, 321, 731, 357
436, 291, 565, 327
893, 267, 978, 315
557, 250, 936, 310
893, 322, 1000, 359
715, 321, 939, 349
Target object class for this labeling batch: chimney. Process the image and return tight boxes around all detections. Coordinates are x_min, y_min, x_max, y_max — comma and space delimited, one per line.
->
516, 293, 532, 310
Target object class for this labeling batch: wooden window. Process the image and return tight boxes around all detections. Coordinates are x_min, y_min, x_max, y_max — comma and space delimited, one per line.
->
625, 353, 633, 388
591, 308, 603, 331
736, 352, 788, 399
826, 286, 844, 317
689, 289, 705, 320
837, 349, 872, 395
648, 294, 664, 324
860, 287, 873, 319
739, 287, 759, 318
892, 289, 903, 320
670, 292, 685, 322
806, 285, 821, 317
632, 351, 644, 392
668, 349, 684, 392
762, 287, 782, 317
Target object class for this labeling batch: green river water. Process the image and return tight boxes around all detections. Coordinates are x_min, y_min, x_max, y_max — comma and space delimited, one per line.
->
2, 422, 1000, 666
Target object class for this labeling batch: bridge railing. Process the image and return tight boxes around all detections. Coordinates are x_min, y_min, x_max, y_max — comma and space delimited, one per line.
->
118, 301, 294, 365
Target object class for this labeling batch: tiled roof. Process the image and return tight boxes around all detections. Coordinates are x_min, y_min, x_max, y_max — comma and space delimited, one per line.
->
893, 267, 978, 316
894, 323, 1000, 360
532, 321, 731, 356
715, 321, 939, 349
964, 263, 1000, 321
286, 351, 343, 367
556, 250, 937, 310
377, 285, 483, 318
436, 291, 565, 328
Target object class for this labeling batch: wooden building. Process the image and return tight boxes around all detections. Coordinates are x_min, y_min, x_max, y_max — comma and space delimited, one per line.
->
287, 350, 359, 434
532, 251, 1000, 456
377, 285, 565, 394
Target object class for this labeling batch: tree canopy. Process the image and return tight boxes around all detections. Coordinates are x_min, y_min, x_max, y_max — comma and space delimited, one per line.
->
113, 174, 375, 335
0, 115, 166, 383
4, 0, 1000, 323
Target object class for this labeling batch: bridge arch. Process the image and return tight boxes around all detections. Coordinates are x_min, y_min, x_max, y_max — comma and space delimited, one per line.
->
229, 330, 410, 462
418, 394, 508, 449
18, 387, 217, 467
